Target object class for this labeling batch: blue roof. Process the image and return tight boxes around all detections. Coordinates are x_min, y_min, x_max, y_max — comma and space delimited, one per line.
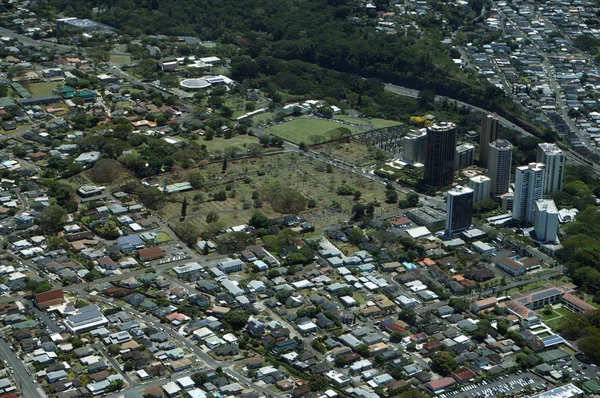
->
117, 235, 144, 250
541, 335, 566, 347
530, 288, 562, 302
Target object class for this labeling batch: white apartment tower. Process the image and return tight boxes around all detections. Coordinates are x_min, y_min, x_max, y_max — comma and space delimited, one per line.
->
487, 139, 513, 197
534, 199, 559, 243
536, 143, 565, 195
401, 129, 427, 164
513, 163, 545, 224
469, 175, 491, 204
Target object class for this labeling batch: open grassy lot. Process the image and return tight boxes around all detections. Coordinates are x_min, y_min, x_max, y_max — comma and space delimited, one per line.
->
109, 54, 132, 64
159, 152, 405, 231
155, 231, 172, 244
24, 81, 60, 97
266, 118, 362, 144
335, 115, 402, 130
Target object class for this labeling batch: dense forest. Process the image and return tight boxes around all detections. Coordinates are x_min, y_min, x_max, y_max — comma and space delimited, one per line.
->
47, 0, 549, 138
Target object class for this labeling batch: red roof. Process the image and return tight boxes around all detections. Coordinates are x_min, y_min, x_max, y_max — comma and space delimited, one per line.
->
451, 367, 476, 381
425, 377, 455, 392
138, 247, 164, 261
34, 289, 65, 309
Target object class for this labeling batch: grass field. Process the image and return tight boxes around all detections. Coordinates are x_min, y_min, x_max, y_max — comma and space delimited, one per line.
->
24, 82, 60, 97
200, 135, 262, 151
266, 118, 362, 144
109, 55, 132, 64
158, 152, 405, 231
506, 280, 546, 296
155, 231, 172, 244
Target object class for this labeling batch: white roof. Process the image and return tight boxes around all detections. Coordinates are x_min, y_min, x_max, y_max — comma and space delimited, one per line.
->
177, 376, 195, 388
406, 226, 431, 238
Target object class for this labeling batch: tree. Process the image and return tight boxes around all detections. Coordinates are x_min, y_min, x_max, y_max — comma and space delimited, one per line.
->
269, 185, 307, 214
181, 197, 187, 219
308, 375, 327, 391
431, 351, 457, 376
334, 355, 348, 367
390, 332, 404, 343
355, 344, 371, 358
448, 298, 470, 312
37, 204, 67, 233
107, 344, 121, 356
170, 222, 200, 246
497, 320, 509, 335
123, 361, 134, 371
385, 189, 398, 204
137, 187, 164, 209
188, 171, 205, 189
223, 309, 250, 330
90, 159, 124, 184
249, 212, 269, 229
222, 157, 228, 173
206, 211, 219, 223
543, 304, 553, 316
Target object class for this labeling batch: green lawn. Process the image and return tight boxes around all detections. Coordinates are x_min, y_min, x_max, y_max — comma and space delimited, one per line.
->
266, 118, 362, 144
155, 231, 172, 244
109, 54, 131, 64
200, 135, 262, 151
24, 82, 60, 97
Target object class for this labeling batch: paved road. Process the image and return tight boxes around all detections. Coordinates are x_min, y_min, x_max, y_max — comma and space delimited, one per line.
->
0, 337, 45, 398
384, 83, 534, 138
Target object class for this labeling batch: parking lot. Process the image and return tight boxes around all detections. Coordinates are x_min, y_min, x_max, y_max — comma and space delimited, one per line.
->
438, 372, 548, 398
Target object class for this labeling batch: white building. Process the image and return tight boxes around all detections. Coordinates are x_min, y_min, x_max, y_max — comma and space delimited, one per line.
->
401, 129, 427, 164
455, 143, 475, 169
513, 163, 545, 224
469, 175, 491, 204
537, 143, 565, 195
534, 199, 559, 243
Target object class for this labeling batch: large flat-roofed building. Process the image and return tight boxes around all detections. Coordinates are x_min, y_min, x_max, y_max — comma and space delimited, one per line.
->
513, 163, 545, 224
487, 139, 513, 197
406, 207, 446, 229
424, 122, 457, 189
528, 383, 582, 398
537, 143, 565, 195
34, 289, 65, 310
64, 305, 109, 334
479, 113, 499, 167
76, 185, 104, 198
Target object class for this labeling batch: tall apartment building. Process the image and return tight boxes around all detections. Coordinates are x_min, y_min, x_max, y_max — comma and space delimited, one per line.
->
479, 113, 499, 167
487, 139, 513, 197
455, 143, 475, 169
401, 129, 427, 164
445, 185, 474, 236
424, 122, 457, 189
513, 163, 545, 224
536, 143, 565, 195
534, 199, 559, 243
469, 175, 491, 204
